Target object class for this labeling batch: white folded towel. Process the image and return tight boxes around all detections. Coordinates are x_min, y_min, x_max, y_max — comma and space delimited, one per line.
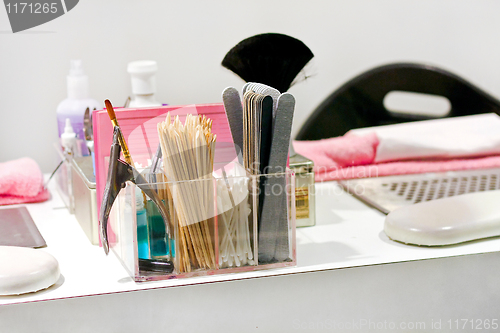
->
349, 113, 500, 163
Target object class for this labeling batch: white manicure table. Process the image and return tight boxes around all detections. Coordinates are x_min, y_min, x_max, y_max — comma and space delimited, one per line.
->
1, 179, 499, 332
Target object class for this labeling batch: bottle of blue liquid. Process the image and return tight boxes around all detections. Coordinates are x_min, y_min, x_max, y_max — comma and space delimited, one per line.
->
136, 188, 150, 259
147, 200, 175, 258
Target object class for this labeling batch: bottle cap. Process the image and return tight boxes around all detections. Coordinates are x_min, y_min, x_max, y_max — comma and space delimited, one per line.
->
127, 60, 158, 95
67, 60, 89, 99
63, 118, 75, 135
61, 118, 76, 151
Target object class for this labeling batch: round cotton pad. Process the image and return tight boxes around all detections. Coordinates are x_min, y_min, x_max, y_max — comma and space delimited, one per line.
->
0, 246, 60, 295
384, 190, 500, 246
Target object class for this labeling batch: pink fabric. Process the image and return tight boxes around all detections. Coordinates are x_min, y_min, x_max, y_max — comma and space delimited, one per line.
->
0, 158, 50, 205
293, 134, 500, 182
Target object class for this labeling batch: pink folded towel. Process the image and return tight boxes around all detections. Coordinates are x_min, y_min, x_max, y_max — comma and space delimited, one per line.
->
0, 158, 50, 205
293, 134, 500, 182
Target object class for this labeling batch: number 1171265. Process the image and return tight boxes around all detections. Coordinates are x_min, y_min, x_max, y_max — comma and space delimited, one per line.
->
6, 2, 58, 14
448, 319, 498, 330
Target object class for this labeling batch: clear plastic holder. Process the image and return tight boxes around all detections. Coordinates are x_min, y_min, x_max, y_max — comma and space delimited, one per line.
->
53, 144, 72, 213
53, 139, 89, 214
108, 161, 296, 281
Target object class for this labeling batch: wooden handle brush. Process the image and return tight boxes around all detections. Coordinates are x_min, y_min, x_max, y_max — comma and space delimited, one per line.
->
105, 99, 133, 165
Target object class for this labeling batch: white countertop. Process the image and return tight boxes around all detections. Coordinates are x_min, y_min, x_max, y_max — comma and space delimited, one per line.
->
2, 180, 499, 306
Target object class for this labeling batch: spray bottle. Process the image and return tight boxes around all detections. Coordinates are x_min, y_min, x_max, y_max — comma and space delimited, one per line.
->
57, 60, 101, 154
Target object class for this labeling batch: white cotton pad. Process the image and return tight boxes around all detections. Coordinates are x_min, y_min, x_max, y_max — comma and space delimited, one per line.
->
0, 246, 60, 295
384, 190, 500, 246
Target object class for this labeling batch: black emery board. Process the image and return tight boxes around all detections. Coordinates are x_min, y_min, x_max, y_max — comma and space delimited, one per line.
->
258, 95, 274, 175
257, 95, 274, 229
0, 206, 46, 248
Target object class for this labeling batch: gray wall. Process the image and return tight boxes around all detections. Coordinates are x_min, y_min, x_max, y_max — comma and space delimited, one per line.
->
2, 0, 500, 172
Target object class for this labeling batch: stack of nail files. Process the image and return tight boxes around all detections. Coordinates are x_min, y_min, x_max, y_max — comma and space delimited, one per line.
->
243, 91, 274, 175
242, 86, 276, 226
223, 83, 295, 263
157, 113, 217, 273
243, 83, 280, 113
216, 175, 254, 268
241, 90, 273, 260
244, 84, 295, 262
222, 83, 280, 165
243, 82, 281, 240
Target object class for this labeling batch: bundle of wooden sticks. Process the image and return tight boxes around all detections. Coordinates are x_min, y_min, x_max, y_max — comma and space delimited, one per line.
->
157, 113, 217, 272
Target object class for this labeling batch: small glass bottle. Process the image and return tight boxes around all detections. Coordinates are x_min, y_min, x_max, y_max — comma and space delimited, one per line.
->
135, 188, 150, 259
289, 153, 316, 227
147, 200, 174, 258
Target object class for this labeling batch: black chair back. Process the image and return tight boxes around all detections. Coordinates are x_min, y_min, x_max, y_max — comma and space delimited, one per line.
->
296, 63, 500, 140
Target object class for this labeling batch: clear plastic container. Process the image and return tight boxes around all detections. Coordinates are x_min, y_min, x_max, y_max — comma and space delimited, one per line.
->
107, 162, 296, 281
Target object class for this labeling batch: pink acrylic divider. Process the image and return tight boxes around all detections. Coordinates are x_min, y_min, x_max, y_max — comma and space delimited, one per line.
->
93, 103, 236, 245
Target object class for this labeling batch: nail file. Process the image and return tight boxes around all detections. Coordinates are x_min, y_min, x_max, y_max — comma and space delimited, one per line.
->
242, 90, 253, 171
384, 190, 500, 246
244, 82, 280, 116
242, 82, 251, 96
222, 87, 244, 164
0, 207, 46, 248
258, 95, 274, 175
242, 90, 249, 169
251, 92, 262, 172
242, 91, 271, 231
257, 95, 274, 229
258, 93, 295, 262
243, 90, 266, 173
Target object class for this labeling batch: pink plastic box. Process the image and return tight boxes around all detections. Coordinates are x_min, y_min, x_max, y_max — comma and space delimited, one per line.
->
93, 103, 235, 217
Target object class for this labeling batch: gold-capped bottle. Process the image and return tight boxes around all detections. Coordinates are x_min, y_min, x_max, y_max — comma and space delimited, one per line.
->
289, 153, 315, 227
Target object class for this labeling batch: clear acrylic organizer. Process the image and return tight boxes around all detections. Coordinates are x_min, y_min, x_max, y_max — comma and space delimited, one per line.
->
108, 161, 296, 281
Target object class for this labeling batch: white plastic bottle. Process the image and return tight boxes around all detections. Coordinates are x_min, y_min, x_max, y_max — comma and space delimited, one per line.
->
127, 60, 162, 108
56, 60, 101, 153
60, 118, 77, 154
